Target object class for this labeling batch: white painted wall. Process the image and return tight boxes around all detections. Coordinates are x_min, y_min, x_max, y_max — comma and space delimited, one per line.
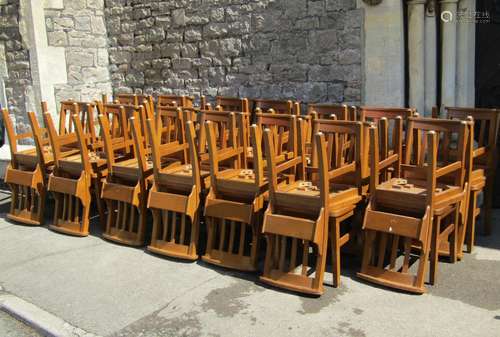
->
358, 0, 406, 107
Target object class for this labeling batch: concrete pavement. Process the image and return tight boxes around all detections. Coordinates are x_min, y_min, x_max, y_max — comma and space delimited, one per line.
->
0, 309, 41, 337
0, 191, 499, 337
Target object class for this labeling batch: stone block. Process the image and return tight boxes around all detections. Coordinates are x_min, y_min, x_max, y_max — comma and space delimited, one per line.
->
47, 31, 67, 47
309, 29, 338, 52
53, 17, 74, 30
172, 8, 186, 27
67, 50, 95, 67
172, 58, 192, 70
91, 17, 107, 34
74, 16, 91, 31
185, 28, 202, 42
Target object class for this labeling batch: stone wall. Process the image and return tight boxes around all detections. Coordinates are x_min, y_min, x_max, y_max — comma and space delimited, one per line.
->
105, 0, 363, 105
0, 0, 34, 131
45, 0, 112, 104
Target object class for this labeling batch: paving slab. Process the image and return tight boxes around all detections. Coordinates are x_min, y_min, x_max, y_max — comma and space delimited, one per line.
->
0, 199, 499, 336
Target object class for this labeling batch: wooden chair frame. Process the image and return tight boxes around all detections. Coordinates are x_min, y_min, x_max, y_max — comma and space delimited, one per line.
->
215, 96, 250, 113
253, 99, 299, 116
44, 112, 106, 236
146, 108, 208, 260
2, 109, 51, 225
444, 107, 499, 241
99, 105, 151, 246
358, 118, 469, 292
202, 112, 258, 270
260, 118, 364, 296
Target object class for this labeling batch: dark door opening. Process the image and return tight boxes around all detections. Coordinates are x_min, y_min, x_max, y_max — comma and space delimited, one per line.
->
476, 0, 500, 207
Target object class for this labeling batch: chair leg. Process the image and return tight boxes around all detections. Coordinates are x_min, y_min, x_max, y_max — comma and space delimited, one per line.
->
330, 217, 341, 288
93, 179, 106, 229
37, 188, 46, 226
482, 176, 494, 235
466, 191, 478, 254
450, 206, 458, 264
430, 215, 441, 285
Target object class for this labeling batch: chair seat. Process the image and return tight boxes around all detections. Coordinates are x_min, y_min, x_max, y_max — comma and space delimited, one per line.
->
15, 146, 56, 168
274, 180, 361, 217
376, 178, 462, 215
112, 158, 153, 181
58, 153, 107, 176
215, 168, 268, 200
157, 163, 210, 192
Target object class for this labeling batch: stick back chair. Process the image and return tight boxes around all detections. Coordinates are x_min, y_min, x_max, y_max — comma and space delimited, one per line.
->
308, 104, 356, 121
253, 99, 299, 115
358, 118, 469, 292
57, 100, 99, 146
259, 119, 362, 295
43, 111, 101, 236
146, 109, 209, 260
215, 96, 250, 113
99, 105, 151, 246
202, 121, 266, 270
157, 94, 194, 108
444, 107, 499, 242
2, 109, 52, 225
196, 110, 244, 165
202, 112, 261, 270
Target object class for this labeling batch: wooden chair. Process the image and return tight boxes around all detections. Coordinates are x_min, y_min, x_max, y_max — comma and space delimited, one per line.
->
358, 118, 469, 292
146, 108, 210, 260
157, 95, 194, 108
58, 100, 98, 145
215, 96, 250, 113
308, 104, 357, 121
201, 121, 265, 270
260, 118, 363, 295
444, 107, 499, 246
44, 112, 107, 236
99, 105, 151, 246
253, 99, 299, 115
359, 107, 415, 123
116, 93, 152, 107
2, 109, 52, 225
196, 109, 246, 165
202, 111, 259, 269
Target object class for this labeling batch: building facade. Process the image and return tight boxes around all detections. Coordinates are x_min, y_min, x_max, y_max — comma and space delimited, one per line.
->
0, 0, 492, 128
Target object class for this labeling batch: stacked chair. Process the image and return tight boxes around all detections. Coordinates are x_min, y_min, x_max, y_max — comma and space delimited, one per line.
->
2, 92, 497, 297
443, 107, 499, 244
358, 117, 470, 292
2, 108, 52, 225
145, 108, 208, 260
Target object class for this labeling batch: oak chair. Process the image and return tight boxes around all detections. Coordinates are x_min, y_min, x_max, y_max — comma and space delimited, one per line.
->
259, 118, 363, 295
358, 118, 469, 292
444, 107, 499, 247
44, 112, 106, 236
99, 105, 151, 246
359, 107, 415, 123
2, 109, 52, 225
157, 94, 194, 108
253, 99, 299, 115
116, 93, 152, 107
196, 109, 246, 164
58, 100, 99, 146
202, 111, 256, 270
308, 104, 357, 121
215, 96, 250, 113
146, 109, 209, 260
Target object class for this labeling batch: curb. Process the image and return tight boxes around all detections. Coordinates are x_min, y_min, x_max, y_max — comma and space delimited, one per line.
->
0, 289, 99, 337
